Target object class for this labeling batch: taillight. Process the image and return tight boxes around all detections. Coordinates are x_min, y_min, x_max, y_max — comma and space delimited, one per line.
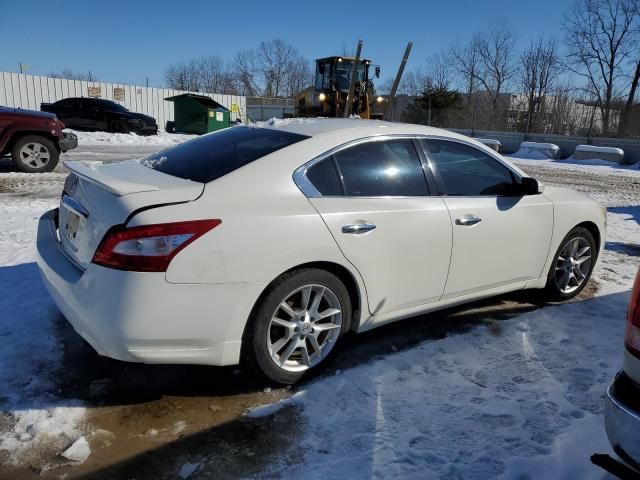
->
92, 220, 221, 272
625, 269, 640, 357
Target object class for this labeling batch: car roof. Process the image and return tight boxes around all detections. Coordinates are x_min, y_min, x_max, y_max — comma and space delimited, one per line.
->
255, 117, 450, 138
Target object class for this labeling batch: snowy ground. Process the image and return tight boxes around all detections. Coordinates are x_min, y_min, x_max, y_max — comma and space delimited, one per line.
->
0, 136, 639, 478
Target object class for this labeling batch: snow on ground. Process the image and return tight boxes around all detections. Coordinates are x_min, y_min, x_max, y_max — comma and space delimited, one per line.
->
68, 129, 197, 147
508, 156, 640, 208
0, 196, 86, 469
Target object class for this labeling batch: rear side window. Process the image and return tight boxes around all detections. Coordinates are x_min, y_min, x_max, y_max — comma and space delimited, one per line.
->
332, 139, 428, 197
306, 159, 343, 195
143, 126, 309, 183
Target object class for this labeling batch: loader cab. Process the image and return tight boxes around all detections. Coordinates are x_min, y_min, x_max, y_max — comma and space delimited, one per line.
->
314, 56, 374, 92
296, 56, 380, 119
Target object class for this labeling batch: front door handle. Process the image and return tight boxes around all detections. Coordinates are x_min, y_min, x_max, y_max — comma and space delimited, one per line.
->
455, 215, 482, 226
342, 222, 377, 234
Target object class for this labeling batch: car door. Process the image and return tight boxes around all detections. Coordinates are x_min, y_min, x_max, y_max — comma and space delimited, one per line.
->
80, 99, 101, 128
52, 99, 73, 125
300, 137, 452, 316
421, 138, 553, 300
64, 99, 89, 128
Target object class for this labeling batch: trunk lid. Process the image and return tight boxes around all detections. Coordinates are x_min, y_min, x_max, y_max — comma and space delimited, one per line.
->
59, 160, 204, 269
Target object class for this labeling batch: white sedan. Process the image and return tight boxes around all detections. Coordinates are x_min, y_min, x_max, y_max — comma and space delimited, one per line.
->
36, 119, 606, 384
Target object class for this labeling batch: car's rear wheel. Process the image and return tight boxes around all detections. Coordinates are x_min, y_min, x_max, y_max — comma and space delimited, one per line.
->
244, 269, 351, 384
543, 226, 597, 301
11, 135, 59, 173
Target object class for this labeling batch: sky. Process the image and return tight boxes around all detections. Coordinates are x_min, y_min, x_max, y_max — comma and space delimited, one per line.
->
0, 0, 573, 88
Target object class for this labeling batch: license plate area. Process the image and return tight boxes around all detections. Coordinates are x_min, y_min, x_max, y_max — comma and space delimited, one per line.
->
59, 204, 82, 250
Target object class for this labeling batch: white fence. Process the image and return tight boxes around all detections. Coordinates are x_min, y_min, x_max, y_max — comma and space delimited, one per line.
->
0, 72, 247, 131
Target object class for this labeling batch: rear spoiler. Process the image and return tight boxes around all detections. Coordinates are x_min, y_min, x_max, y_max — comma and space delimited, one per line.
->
63, 161, 160, 196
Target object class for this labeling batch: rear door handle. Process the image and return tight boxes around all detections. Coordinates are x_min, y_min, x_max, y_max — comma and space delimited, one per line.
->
342, 222, 377, 234
455, 215, 482, 226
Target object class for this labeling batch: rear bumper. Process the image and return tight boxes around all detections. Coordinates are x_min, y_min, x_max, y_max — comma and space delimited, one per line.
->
59, 132, 78, 152
605, 370, 640, 470
36, 209, 265, 366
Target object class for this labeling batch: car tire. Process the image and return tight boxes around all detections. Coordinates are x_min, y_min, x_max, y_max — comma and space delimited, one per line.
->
11, 135, 59, 173
244, 268, 351, 385
542, 226, 597, 301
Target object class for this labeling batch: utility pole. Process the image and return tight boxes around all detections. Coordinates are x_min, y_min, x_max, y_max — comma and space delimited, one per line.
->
344, 40, 363, 118
383, 41, 413, 121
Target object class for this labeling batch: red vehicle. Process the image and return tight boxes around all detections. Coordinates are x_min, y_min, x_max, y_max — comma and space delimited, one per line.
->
604, 268, 640, 474
0, 106, 77, 173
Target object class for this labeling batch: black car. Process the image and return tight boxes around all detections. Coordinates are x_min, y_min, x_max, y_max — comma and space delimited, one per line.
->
41, 98, 158, 135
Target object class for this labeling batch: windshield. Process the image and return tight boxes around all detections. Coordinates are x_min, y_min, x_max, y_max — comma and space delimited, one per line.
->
142, 126, 309, 183
334, 61, 367, 90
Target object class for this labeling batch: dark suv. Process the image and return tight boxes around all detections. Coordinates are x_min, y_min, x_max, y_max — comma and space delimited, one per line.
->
41, 98, 158, 135
0, 107, 77, 172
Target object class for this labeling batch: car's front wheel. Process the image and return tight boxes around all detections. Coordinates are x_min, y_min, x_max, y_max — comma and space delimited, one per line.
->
11, 135, 59, 173
244, 269, 351, 384
543, 226, 597, 301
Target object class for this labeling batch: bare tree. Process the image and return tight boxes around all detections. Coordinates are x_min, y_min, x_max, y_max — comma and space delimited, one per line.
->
451, 36, 482, 103
232, 39, 312, 97
234, 49, 261, 96
283, 59, 314, 98
426, 52, 453, 91
198, 56, 237, 94
475, 22, 518, 128
380, 68, 429, 96
49, 69, 97, 81
564, 0, 637, 135
257, 38, 298, 97
519, 36, 562, 132
164, 60, 201, 91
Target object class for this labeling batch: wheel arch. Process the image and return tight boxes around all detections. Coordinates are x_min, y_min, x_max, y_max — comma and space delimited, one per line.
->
242, 260, 365, 347
5, 130, 60, 155
575, 220, 602, 254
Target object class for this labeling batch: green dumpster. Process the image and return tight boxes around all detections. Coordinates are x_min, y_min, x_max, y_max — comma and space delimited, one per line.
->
164, 93, 231, 134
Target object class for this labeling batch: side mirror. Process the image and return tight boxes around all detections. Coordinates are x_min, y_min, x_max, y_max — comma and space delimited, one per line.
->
375, 66, 381, 78
519, 177, 542, 195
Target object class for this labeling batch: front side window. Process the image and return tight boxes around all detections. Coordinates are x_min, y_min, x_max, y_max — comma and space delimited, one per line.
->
422, 140, 518, 196
332, 139, 429, 197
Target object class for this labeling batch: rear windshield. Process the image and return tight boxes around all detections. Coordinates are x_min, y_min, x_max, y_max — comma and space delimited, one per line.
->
142, 126, 309, 183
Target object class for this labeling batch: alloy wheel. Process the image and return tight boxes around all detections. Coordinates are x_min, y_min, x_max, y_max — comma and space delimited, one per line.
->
19, 142, 50, 169
267, 284, 342, 372
554, 236, 592, 294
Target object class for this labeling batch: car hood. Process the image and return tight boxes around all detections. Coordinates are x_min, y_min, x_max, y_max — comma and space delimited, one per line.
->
111, 110, 156, 124
0, 107, 57, 120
